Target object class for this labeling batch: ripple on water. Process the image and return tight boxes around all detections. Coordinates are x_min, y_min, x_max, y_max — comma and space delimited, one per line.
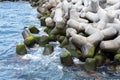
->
0, 1, 120, 80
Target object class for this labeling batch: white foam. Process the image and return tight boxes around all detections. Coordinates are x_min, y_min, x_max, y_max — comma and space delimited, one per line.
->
22, 54, 40, 61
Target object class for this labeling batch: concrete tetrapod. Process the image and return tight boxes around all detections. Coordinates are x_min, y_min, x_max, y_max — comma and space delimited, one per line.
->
16, 44, 27, 55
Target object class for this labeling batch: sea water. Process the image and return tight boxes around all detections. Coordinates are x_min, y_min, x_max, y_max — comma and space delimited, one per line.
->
0, 1, 119, 80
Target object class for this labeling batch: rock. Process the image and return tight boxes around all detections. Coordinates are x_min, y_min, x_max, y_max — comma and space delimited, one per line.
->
24, 35, 36, 47
100, 36, 120, 52
28, 0, 120, 70
94, 54, 105, 66
41, 17, 46, 26
45, 17, 54, 28
114, 53, 120, 63
39, 35, 50, 46
50, 27, 66, 36
37, 14, 42, 19
84, 58, 96, 71
16, 44, 27, 55
29, 0, 39, 7
37, 0, 45, 7
22, 27, 31, 39
49, 34, 57, 41
65, 46, 82, 58
37, 13, 48, 19
38, 11, 51, 26
81, 44, 95, 58
53, 7, 65, 29
70, 49, 81, 58
39, 34, 58, 45
44, 27, 52, 34
58, 36, 65, 43
29, 25, 39, 34
66, 28, 77, 38
34, 36, 41, 44
37, 11, 51, 18
115, 65, 120, 72
37, 6, 48, 14
29, 0, 39, 3
70, 33, 95, 58
85, 46, 95, 58
43, 44, 54, 55
60, 37, 69, 47
60, 51, 74, 66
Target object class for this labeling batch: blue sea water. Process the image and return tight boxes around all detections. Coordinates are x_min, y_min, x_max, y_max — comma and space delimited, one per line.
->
0, 1, 120, 80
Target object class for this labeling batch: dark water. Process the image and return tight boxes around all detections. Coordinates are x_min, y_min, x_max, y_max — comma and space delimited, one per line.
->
0, 1, 120, 80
